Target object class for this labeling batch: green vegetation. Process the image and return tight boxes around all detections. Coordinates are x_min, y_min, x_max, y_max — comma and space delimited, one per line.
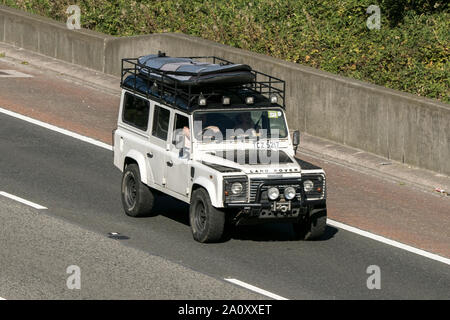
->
3, 0, 449, 102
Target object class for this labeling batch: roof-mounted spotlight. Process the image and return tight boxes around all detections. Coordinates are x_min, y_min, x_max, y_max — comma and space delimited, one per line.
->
245, 96, 254, 105
222, 96, 231, 105
270, 95, 278, 104
198, 93, 207, 106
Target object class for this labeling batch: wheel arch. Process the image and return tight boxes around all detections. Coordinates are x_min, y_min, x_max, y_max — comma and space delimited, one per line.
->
191, 177, 221, 208
123, 150, 149, 185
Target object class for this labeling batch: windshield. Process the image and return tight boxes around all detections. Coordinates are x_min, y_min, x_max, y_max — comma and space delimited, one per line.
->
193, 109, 288, 142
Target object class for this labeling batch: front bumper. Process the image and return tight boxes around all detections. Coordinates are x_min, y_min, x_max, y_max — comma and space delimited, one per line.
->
223, 175, 326, 225
225, 199, 326, 225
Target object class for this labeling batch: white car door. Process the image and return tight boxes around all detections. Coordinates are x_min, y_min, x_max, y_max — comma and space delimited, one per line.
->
147, 103, 172, 187
164, 112, 191, 197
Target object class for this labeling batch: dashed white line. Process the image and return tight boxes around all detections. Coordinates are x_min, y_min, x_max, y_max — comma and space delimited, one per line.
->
0, 191, 47, 210
327, 219, 450, 265
1, 106, 449, 266
0, 107, 112, 151
0, 297, 6, 300
225, 279, 288, 300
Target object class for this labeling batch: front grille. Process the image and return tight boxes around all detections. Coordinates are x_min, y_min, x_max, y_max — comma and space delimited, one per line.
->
249, 178, 301, 202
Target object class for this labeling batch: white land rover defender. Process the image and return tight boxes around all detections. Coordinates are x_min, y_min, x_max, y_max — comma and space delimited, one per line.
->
113, 53, 327, 243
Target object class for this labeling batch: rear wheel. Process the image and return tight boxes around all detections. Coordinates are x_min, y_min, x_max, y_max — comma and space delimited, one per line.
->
293, 208, 327, 240
121, 163, 155, 217
189, 188, 225, 243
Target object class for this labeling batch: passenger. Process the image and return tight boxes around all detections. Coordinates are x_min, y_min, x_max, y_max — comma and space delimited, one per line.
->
182, 126, 191, 148
194, 113, 221, 139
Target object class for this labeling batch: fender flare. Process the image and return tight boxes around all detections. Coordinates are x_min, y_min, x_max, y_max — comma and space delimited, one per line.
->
124, 150, 150, 185
191, 176, 221, 208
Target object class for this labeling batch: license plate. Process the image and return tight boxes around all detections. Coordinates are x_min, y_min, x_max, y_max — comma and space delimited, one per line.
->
254, 141, 279, 149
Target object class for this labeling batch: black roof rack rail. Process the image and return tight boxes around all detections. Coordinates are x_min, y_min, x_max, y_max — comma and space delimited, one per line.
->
120, 55, 285, 112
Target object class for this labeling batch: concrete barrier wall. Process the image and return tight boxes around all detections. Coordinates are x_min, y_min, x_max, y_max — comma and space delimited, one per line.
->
1, 5, 449, 175
0, 6, 112, 71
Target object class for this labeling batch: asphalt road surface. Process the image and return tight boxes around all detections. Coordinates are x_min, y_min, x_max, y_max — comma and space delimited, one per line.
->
0, 112, 449, 299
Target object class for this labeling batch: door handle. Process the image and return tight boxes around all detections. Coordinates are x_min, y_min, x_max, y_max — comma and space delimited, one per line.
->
166, 160, 173, 167
147, 152, 153, 158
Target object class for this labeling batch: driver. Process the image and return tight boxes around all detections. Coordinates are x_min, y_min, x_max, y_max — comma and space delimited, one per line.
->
233, 112, 259, 136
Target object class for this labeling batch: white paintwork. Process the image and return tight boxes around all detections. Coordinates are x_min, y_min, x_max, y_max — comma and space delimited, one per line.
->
147, 102, 172, 188
192, 171, 222, 208
124, 148, 149, 185
164, 111, 192, 197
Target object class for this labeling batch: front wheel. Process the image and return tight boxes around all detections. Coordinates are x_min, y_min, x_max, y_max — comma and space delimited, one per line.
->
293, 208, 327, 240
121, 163, 155, 217
189, 188, 225, 243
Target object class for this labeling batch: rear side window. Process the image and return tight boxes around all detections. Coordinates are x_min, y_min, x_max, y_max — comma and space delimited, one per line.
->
122, 93, 150, 131
152, 105, 171, 141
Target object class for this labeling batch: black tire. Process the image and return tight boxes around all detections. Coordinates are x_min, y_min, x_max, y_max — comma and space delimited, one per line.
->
189, 188, 225, 243
293, 208, 327, 240
121, 163, 155, 217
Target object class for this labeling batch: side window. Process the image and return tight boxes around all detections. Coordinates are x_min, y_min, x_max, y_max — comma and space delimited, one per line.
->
172, 114, 190, 149
122, 93, 150, 131
152, 105, 171, 141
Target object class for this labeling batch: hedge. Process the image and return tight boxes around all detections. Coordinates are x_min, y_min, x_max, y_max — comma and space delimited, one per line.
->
2, 0, 449, 103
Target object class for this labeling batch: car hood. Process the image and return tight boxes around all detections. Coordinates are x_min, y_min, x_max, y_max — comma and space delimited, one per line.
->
196, 150, 301, 174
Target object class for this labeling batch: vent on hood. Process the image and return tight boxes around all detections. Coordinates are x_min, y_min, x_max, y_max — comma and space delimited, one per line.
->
202, 161, 241, 173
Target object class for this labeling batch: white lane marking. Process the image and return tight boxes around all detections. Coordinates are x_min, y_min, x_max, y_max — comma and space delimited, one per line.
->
0, 107, 112, 151
225, 278, 288, 300
1, 106, 449, 265
0, 69, 33, 78
0, 191, 47, 210
327, 219, 450, 265
0, 297, 6, 300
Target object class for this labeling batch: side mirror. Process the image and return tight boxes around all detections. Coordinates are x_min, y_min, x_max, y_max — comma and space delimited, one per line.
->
292, 130, 300, 153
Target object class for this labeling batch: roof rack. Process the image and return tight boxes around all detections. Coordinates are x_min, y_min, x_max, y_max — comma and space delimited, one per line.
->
120, 55, 285, 112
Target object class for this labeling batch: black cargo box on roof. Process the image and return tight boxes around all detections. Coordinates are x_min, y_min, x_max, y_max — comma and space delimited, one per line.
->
137, 54, 255, 87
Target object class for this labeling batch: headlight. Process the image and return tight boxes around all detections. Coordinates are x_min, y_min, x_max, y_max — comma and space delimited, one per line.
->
284, 187, 296, 200
223, 176, 248, 203
231, 182, 243, 195
268, 187, 280, 200
303, 180, 314, 192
